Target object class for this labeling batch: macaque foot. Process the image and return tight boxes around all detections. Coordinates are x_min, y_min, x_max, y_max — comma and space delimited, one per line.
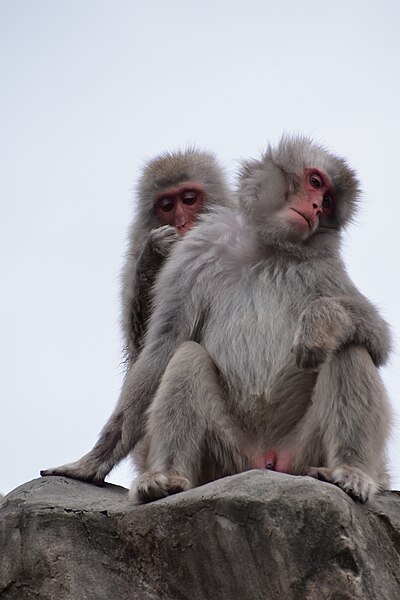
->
130, 471, 191, 504
307, 465, 377, 503
40, 461, 106, 486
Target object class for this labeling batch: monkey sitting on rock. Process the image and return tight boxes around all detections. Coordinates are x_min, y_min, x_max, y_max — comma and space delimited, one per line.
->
42, 136, 392, 504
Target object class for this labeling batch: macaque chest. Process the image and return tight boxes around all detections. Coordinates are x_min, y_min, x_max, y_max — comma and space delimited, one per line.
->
202, 272, 302, 392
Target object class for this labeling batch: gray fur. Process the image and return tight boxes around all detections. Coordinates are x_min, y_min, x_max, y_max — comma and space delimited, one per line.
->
42, 136, 392, 504
121, 148, 233, 361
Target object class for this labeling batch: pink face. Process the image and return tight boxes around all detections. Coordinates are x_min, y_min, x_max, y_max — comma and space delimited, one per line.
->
287, 169, 336, 235
153, 182, 205, 235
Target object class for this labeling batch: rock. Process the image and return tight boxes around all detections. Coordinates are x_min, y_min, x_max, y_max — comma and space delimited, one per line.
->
1, 471, 400, 599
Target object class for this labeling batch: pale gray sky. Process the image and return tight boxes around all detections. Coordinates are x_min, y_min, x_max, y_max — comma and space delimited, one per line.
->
1, 0, 400, 494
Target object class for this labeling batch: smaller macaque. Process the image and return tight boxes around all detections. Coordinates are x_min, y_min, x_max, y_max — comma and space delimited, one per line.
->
121, 149, 233, 361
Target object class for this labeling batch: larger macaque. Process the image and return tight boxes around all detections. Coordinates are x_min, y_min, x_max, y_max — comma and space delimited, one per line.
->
42, 136, 392, 504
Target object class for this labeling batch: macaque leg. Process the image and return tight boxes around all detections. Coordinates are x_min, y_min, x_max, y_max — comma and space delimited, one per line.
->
296, 345, 391, 502
250, 366, 318, 474
41, 355, 161, 484
131, 341, 249, 503
41, 407, 126, 484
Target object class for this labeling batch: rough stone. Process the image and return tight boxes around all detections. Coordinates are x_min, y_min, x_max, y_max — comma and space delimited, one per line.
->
1, 471, 400, 599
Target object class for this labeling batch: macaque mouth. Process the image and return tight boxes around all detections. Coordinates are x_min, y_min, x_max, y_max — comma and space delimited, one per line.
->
290, 208, 311, 228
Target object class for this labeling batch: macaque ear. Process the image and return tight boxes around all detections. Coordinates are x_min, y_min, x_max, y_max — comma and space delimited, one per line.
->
322, 156, 361, 228
237, 158, 262, 209
238, 159, 287, 213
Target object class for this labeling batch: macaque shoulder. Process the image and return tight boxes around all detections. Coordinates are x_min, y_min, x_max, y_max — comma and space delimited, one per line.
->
177, 207, 258, 264
152, 208, 256, 301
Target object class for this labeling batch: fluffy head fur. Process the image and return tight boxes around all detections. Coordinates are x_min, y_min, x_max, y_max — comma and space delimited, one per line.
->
135, 148, 233, 234
239, 135, 361, 238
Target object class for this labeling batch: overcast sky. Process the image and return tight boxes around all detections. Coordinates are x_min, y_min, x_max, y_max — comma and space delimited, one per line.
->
1, 0, 400, 495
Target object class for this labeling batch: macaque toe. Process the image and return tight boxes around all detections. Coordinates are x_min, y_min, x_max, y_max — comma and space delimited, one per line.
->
130, 471, 191, 504
40, 462, 105, 486
308, 465, 377, 503
294, 345, 327, 370
40, 467, 65, 477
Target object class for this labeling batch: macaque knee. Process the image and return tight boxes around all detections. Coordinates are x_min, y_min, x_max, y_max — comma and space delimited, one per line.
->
169, 341, 212, 364
163, 341, 218, 380
319, 344, 380, 391
328, 344, 387, 398
337, 344, 373, 366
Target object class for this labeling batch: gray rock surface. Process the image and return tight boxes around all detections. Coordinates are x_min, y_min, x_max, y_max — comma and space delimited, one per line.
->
1, 471, 400, 600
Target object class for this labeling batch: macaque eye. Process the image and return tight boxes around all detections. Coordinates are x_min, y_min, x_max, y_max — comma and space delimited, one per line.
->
310, 174, 323, 189
159, 197, 175, 212
182, 191, 197, 205
322, 195, 333, 210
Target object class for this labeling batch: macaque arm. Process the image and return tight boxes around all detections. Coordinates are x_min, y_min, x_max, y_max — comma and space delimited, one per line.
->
122, 226, 178, 361
293, 291, 391, 370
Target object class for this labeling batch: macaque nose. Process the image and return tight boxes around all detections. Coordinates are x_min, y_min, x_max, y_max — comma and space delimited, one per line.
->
312, 201, 322, 216
174, 201, 187, 229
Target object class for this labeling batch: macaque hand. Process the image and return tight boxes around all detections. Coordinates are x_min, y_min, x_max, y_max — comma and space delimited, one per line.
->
149, 225, 179, 257
292, 343, 328, 370
292, 299, 355, 370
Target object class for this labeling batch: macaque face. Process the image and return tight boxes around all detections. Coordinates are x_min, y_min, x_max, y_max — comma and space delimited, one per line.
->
153, 182, 205, 235
285, 169, 336, 238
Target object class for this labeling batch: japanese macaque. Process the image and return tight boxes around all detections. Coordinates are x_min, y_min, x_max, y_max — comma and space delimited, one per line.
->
121, 148, 232, 361
42, 136, 392, 504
